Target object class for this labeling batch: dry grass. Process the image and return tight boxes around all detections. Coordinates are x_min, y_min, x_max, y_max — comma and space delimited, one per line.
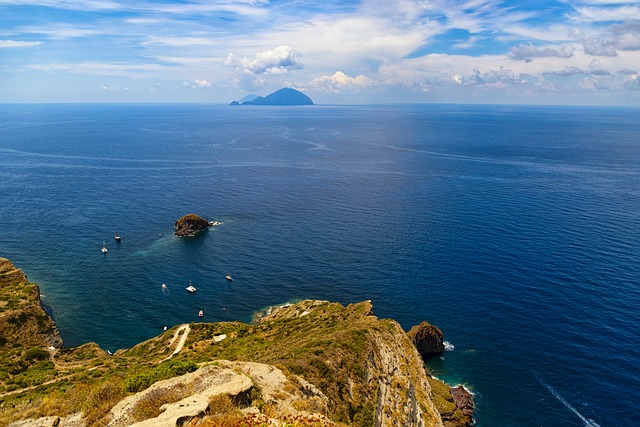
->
128, 387, 184, 423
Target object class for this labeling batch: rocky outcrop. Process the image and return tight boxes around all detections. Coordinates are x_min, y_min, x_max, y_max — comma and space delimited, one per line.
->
0, 257, 63, 349
407, 319, 475, 427
260, 300, 444, 427
407, 321, 445, 358
174, 214, 210, 237
450, 386, 475, 426
366, 325, 444, 427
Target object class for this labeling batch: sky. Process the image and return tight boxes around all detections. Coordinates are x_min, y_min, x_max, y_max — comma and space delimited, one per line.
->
0, 0, 639, 105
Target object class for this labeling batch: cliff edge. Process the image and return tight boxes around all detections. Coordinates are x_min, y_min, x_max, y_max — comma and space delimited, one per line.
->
0, 257, 62, 351
0, 259, 471, 427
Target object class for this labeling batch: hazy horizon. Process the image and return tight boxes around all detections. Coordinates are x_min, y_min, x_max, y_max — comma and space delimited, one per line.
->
1, 1, 639, 106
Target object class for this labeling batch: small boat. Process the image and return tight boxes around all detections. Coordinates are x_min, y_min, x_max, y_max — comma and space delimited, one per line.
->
101, 242, 108, 254
186, 281, 196, 293
162, 284, 168, 291
226, 273, 234, 282
114, 232, 121, 241
198, 310, 204, 317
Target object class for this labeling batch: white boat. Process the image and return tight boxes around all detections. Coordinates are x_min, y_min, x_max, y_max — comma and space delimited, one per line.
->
198, 310, 204, 317
186, 281, 196, 293
114, 232, 121, 241
226, 273, 234, 282
101, 242, 108, 253
162, 284, 168, 291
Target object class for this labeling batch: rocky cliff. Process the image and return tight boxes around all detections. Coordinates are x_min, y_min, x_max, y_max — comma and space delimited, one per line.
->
0, 259, 472, 427
0, 257, 62, 350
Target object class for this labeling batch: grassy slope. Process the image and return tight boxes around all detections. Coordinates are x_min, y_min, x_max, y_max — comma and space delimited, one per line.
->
0, 260, 465, 427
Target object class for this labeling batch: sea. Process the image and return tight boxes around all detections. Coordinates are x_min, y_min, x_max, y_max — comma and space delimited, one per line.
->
0, 103, 638, 426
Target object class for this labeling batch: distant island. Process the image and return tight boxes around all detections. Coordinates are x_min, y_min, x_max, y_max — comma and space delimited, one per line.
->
230, 87, 313, 106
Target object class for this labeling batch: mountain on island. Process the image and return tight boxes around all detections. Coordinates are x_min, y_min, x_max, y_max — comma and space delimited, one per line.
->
238, 94, 260, 103
230, 87, 313, 106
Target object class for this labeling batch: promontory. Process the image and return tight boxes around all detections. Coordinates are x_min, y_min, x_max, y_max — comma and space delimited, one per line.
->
0, 257, 474, 427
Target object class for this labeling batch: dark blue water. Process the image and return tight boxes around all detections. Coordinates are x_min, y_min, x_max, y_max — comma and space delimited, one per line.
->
1, 104, 638, 426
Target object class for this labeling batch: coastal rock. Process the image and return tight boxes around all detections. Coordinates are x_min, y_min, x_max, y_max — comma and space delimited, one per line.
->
0, 257, 63, 349
174, 213, 210, 237
407, 321, 445, 358
450, 386, 475, 426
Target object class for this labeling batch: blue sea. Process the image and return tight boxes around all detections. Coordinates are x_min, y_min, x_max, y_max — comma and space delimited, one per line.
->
1, 103, 639, 426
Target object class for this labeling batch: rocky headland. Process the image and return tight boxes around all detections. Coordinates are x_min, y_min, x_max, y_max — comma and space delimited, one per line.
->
174, 213, 211, 237
0, 258, 473, 427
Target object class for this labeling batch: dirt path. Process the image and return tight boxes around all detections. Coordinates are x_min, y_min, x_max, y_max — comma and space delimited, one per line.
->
0, 325, 192, 400
167, 324, 190, 359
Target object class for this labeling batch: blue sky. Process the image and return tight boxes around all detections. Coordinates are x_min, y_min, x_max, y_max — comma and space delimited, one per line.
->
1, 0, 639, 104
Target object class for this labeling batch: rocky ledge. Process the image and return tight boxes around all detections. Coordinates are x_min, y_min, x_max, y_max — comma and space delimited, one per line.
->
174, 213, 210, 237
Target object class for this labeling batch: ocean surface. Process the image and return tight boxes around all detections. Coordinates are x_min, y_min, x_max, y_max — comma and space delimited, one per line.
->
1, 103, 639, 426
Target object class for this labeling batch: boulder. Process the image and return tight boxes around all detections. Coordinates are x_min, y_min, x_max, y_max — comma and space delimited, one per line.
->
450, 386, 475, 426
174, 214, 209, 237
407, 321, 445, 358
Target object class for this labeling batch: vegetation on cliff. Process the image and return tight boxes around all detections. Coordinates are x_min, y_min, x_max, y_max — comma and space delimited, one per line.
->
0, 259, 471, 427
0, 258, 62, 396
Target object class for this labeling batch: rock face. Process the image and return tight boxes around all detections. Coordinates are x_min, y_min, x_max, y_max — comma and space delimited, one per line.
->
262, 300, 444, 427
230, 87, 313, 106
407, 321, 445, 358
450, 386, 475, 426
174, 214, 210, 237
0, 257, 63, 349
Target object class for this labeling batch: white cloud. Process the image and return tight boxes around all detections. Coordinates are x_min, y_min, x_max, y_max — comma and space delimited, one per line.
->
143, 37, 223, 47
568, 5, 640, 23
182, 79, 213, 88
510, 43, 576, 61
0, 0, 270, 16
226, 46, 303, 75
194, 79, 212, 88
26, 62, 165, 77
535, 76, 557, 92
578, 77, 597, 90
310, 71, 375, 92
0, 40, 42, 48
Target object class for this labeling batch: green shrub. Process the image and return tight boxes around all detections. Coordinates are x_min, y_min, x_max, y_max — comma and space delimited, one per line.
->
23, 347, 50, 362
124, 359, 198, 393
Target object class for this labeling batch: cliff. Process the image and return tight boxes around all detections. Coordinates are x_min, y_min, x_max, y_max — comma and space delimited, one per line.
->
0, 259, 471, 427
0, 257, 62, 350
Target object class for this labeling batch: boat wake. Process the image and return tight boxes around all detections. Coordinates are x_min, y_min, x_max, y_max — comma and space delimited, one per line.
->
538, 378, 600, 427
